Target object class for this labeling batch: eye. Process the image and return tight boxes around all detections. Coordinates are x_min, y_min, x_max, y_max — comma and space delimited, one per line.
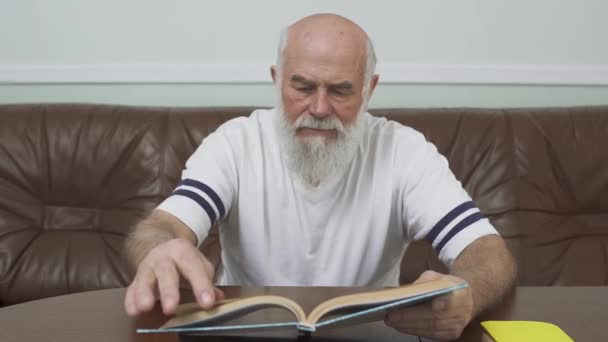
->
295, 86, 314, 94
331, 89, 347, 96
330, 88, 353, 97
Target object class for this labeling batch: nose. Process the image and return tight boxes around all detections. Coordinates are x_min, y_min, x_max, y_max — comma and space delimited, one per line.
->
309, 89, 332, 119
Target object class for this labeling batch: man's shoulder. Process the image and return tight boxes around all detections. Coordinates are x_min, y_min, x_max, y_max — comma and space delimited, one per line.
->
215, 108, 275, 134
365, 112, 427, 147
200, 108, 277, 158
206, 108, 276, 147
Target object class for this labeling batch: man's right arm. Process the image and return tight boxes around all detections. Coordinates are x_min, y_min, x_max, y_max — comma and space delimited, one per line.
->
123, 210, 223, 316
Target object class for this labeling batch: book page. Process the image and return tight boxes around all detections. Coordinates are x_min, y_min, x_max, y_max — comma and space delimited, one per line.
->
303, 278, 467, 329
160, 295, 307, 329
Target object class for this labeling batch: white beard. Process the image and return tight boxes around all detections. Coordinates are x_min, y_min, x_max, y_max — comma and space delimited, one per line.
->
275, 99, 367, 188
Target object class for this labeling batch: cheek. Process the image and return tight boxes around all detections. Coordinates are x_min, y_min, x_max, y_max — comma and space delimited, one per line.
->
334, 100, 363, 124
282, 89, 309, 117
286, 112, 301, 125
283, 88, 309, 104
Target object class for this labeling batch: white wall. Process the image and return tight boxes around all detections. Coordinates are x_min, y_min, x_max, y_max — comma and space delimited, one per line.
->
1, 0, 607, 107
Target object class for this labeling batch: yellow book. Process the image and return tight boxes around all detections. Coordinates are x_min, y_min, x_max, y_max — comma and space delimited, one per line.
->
481, 321, 573, 342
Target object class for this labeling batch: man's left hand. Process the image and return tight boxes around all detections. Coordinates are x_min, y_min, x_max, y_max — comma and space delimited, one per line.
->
384, 270, 473, 341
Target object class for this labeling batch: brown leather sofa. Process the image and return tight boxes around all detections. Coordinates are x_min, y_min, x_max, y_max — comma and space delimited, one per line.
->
1, 103, 607, 307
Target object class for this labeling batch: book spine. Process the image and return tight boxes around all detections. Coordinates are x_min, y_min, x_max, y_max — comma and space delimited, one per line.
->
296, 323, 315, 333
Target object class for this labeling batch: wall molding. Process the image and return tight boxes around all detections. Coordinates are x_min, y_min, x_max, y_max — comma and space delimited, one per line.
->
1, 63, 608, 85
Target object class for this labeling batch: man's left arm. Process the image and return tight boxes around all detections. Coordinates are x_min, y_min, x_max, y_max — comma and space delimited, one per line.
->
385, 234, 517, 341
451, 234, 517, 317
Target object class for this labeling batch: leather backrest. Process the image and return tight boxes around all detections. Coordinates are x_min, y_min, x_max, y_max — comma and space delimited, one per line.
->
383, 107, 608, 285
0, 104, 245, 305
1, 104, 607, 305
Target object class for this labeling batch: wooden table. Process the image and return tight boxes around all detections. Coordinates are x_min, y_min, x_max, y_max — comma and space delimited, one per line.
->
0, 286, 605, 341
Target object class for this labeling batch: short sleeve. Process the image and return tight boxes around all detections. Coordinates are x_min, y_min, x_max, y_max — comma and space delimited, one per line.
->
156, 129, 236, 246
399, 130, 498, 267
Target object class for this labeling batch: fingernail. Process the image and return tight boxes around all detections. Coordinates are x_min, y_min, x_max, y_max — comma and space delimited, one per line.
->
141, 295, 152, 306
165, 296, 175, 308
201, 291, 212, 306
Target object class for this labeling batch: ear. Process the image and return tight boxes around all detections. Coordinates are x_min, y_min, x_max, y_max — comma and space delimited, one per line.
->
367, 74, 380, 98
270, 65, 278, 85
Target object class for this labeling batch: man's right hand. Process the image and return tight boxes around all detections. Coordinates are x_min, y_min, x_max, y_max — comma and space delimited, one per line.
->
124, 237, 224, 316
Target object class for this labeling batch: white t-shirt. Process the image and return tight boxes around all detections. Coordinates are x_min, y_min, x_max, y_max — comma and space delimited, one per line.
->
157, 108, 497, 286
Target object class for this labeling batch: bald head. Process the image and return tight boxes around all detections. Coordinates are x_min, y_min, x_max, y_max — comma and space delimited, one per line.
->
276, 13, 376, 86
287, 14, 368, 67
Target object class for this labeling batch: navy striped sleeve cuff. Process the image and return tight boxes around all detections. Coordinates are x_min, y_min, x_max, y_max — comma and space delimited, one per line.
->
170, 179, 226, 226
425, 201, 485, 254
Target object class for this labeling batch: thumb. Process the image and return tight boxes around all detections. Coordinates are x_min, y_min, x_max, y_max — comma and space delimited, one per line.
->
413, 270, 444, 284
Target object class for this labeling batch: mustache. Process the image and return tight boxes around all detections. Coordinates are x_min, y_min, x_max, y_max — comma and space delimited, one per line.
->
292, 114, 346, 133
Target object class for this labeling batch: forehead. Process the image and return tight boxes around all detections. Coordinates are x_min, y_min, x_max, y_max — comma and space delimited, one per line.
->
282, 30, 366, 84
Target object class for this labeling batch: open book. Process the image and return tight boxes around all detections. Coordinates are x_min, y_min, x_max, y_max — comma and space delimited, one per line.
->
137, 278, 467, 334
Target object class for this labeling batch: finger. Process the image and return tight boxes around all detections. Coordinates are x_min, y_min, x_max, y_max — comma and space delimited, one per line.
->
388, 294, 461, 324
386, 302, 435, 323
132, 265, 158, 314
173, 252, 216, 309
414, 270, 443, 284
433, 285, 472, 315
124, 283, 138, 316
155, 260, 181, 315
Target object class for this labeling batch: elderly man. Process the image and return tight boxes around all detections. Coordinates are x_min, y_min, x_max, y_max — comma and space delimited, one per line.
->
124, 13, 516, 341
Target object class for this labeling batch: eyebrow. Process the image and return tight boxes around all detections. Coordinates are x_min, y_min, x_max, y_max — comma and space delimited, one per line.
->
290, 75, 316, 87
290, 75, 353, 90
329, 81, 353, 90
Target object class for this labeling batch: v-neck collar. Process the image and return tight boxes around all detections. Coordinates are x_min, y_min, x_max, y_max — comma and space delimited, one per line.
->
291, 163, 347, 202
